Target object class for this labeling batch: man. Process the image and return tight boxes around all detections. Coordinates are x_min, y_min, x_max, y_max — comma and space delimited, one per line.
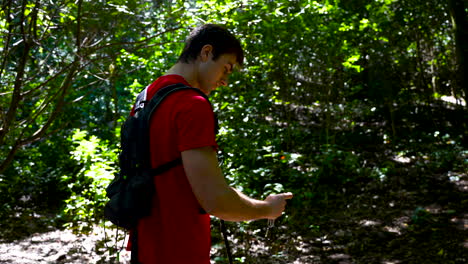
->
131, 24, 293, 263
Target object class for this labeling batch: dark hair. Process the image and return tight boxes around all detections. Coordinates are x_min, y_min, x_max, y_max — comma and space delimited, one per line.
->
178, 24, 244, 66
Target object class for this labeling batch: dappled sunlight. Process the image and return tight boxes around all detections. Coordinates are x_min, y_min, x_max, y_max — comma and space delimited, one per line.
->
439, 95, 466, 106
392, 154, 412, 164
0, 226, 130, 263
328, 253, 352, 262
450, 172, 468, 192
382, 260, 402, 264
383, 226, 402, 235
450, 214, 468, 231
359, 219, 381, 227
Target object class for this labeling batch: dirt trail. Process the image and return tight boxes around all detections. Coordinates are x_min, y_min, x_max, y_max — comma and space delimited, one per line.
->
0, 227, 130, 264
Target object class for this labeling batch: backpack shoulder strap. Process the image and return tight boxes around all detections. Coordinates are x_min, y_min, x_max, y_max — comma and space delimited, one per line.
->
142, 83, 209, 125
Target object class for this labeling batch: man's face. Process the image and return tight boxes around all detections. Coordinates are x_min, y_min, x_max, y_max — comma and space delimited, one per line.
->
198, 52, 238, 95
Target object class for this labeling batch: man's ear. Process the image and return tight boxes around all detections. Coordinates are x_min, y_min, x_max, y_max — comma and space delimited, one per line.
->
199, 44, 213, 62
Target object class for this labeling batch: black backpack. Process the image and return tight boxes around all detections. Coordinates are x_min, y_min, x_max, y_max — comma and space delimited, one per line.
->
104, 83, 213, 230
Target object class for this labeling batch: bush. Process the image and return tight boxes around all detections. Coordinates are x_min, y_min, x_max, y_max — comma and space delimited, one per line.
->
61, 129, 117, 233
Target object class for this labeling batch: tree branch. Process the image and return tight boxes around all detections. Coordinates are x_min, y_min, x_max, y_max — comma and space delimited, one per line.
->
18, 76, 67, 130
0, 0, 13, 80
20, 58, 75, 98
0, 140, 21, 174
23, 61, 79, 144
76, 0, 82, 55
28, 0, 39, 41
20, 120, 70, 146
89, 26, 184, 54
0, 2, 31, 146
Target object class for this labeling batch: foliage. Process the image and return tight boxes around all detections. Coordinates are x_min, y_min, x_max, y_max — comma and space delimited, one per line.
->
61, 129, 117, 233
0, 0, 187, 173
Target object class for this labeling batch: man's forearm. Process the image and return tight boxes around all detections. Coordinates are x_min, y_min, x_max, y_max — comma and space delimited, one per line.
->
209, 187, 271, 222
182, 146, 291, 222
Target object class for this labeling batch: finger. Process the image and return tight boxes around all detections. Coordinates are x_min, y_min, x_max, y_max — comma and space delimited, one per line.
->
281, 192, 294, 199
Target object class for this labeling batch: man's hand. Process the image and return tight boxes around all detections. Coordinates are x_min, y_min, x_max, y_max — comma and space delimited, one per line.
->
264, 192, 293, 219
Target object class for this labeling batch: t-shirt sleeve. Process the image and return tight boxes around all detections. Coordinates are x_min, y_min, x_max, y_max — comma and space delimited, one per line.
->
176, 95, 218, 152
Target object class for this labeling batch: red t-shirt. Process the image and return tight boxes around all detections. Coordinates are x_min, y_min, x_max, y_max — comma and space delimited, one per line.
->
129, 74, 217, 264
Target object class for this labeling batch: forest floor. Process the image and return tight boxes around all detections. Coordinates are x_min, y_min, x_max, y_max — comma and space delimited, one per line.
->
0, 166, 466, 263
219, 170, 468, 264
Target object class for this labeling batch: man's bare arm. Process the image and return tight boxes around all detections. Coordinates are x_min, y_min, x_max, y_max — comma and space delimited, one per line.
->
181, 146, 292, 222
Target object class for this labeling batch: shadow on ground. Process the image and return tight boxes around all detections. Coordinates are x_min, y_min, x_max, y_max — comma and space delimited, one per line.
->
214, 161, 468, 264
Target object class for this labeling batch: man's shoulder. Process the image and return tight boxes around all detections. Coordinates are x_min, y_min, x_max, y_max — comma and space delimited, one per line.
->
149, 76, 207, 101
173, 90, 212, 113
148, 86, 211, 117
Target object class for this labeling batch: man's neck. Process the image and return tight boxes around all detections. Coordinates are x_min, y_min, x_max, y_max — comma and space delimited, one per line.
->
165, 62, 199, 88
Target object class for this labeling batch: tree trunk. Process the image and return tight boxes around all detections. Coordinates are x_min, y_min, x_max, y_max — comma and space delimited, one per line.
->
448, 0, 468, 104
